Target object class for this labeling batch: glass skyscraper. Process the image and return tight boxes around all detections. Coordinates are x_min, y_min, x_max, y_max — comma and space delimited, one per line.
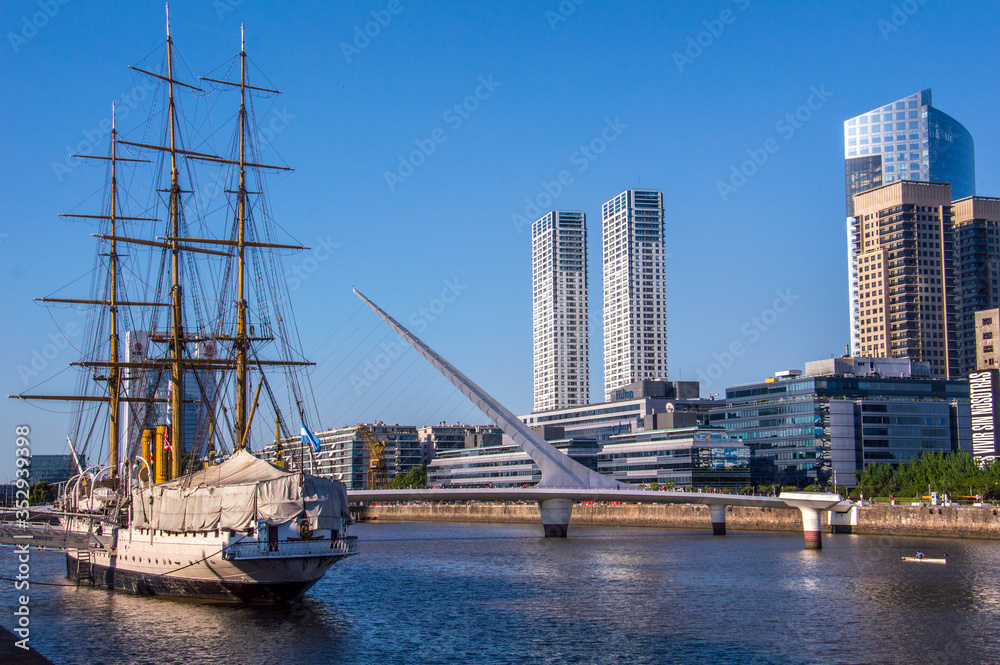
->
845, 89, 975, 354
844, 89, 975, 217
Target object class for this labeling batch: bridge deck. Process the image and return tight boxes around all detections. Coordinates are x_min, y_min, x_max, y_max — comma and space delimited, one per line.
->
347, 487, 820, 509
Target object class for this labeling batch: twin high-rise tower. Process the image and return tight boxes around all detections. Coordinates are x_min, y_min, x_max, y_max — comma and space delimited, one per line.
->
532, 211, 590, 411
532, 190, 667, 412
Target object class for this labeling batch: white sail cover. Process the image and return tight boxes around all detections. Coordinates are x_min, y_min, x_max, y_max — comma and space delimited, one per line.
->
132, 450, 350, 532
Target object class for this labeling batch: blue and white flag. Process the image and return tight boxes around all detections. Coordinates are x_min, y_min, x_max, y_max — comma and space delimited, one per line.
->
301, 423, 322, 453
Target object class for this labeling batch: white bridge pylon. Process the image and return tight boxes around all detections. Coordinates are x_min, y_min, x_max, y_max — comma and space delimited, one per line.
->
354, 288, 621, 491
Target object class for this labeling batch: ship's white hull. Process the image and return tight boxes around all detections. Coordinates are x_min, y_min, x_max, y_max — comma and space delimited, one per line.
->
66, 527, 356, 603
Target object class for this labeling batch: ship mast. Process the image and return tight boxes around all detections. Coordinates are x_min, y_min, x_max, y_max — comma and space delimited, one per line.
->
166, 3, 184, 477
108, 103, 121, 479
234, 23, 249, 449
12, 10, 316, 476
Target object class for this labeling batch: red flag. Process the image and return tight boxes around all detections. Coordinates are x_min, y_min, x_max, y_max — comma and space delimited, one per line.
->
164, 425, 172, 453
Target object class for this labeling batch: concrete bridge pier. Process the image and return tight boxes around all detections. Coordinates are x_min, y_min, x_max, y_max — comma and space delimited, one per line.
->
796, 506, 823, 549
779, 492, 844, 550
709, 504, 727, 535
538, 498, 574, 538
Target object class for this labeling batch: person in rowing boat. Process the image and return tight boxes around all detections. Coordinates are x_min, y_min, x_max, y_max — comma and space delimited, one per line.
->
916, 551, 924, 559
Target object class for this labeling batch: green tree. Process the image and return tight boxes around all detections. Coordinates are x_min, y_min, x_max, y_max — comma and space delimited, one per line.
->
854, 451, 1000, 501
28, 481, 57, 506
389, 465, 427, 489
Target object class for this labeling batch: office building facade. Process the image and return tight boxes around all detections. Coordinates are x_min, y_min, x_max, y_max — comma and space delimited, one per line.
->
845, 89, 975, 353
268, 423, 421, 489
597, 427, 750, 489
427, 436, 600, 489
602, 190, 668, 400
850, 181, 959, 378
974, 308, 1000, 370
521, 380, 713, 443
417, 423, 503, 463
532, 211, 589, 411
709, 358, 970, 488
955, 198, 1000, 372
27, 454, 86, 486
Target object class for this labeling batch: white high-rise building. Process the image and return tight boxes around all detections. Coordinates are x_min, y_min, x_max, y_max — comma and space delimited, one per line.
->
602, 190, 667, 400
532, 211, 589, 412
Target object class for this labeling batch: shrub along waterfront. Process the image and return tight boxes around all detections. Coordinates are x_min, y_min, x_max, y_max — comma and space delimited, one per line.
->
854, 451, 1000, 501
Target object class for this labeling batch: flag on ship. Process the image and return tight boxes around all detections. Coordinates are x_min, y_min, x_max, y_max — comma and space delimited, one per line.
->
301, 423, 322, 452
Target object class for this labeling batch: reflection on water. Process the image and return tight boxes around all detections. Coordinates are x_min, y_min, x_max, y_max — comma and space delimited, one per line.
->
3, 523, 1000, 664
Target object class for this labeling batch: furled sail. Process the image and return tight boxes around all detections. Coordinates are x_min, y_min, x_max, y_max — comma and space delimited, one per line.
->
132, 450, 350, 532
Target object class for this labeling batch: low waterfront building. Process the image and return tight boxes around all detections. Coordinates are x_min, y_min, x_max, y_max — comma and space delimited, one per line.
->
709, 357, 970, 488
427, 436, 600, 488
597, 427, 750, 488
265, 423, 421, 490
27, 454, 85, 486
417, 423, 503, 463
520, 380, 717, 442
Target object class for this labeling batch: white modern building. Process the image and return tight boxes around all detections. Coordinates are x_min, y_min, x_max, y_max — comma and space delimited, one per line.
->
532, 211, 589, 412
602, 190, 667, 400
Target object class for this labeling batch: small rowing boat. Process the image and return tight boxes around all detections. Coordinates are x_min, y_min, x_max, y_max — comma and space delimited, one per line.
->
901, 556, 947, 564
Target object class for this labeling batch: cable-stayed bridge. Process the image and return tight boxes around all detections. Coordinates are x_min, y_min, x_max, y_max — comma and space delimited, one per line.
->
350, 290, 848, 548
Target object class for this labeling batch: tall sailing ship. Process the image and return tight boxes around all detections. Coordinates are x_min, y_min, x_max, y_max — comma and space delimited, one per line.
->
4, 7, 357, 603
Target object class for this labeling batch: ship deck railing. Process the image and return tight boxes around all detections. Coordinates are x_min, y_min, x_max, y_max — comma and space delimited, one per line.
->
222, 536, 358, 560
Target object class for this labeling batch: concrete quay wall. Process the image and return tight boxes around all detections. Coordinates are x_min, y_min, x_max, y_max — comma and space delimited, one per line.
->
356, 502, 810, 532
356, 502, 1000, 539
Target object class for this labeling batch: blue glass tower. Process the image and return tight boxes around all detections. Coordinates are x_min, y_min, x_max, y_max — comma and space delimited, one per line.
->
844, 89, 975, 217
845, 89, 975, 354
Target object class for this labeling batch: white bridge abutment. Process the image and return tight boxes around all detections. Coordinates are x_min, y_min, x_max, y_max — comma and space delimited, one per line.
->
538, 498, 574, 538
709, 504, 727, 536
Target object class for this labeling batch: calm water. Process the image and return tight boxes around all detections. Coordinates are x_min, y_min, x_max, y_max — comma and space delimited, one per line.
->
3, 522, 1000, 665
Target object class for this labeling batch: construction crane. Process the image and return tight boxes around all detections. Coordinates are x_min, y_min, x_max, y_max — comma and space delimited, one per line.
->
356, 424, 388, 489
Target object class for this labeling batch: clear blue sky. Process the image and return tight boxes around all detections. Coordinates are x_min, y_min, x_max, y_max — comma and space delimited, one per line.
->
2, 0, 998, 478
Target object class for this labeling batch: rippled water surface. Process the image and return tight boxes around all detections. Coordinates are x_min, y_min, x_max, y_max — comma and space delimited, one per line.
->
4, 522, 1000, 664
